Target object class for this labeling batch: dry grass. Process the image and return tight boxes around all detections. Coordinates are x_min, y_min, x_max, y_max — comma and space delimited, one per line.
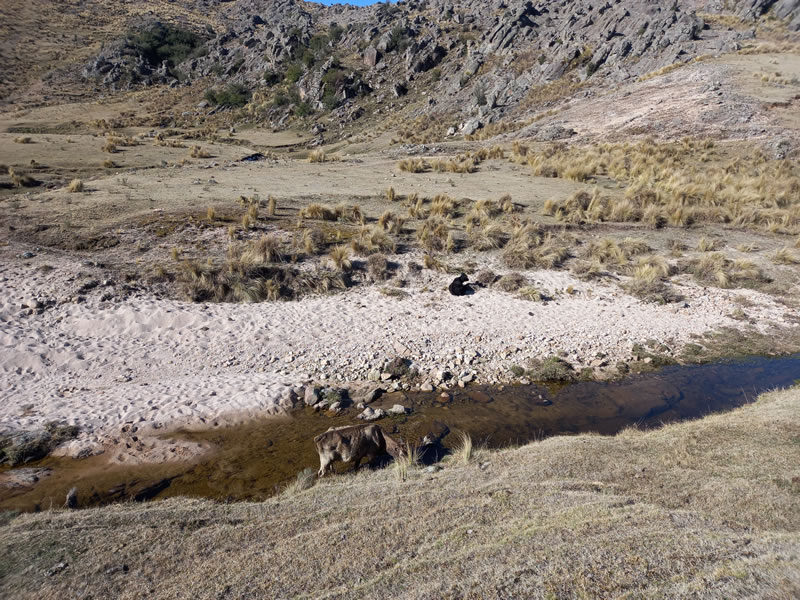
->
299, 203, 336, 221
2, 387, 798, 598
449, 430, 473, 465
772, 246, 800, 265
189, 145, 211, 159
328, 245, 352, 272
267, 196, 277, 216
334, 203, 364, 224
377, 210, 404, 234
206, 207, 216, 221
502, 222, 570, 269
307, 149, 327, 163
350, 226, 396, 256
688, 253, 770, 289
397, 158, 428, 173
528, 140, 800, 234
416, 216, 452, 253
13, 136, 32, 144
66, 178, 84, 193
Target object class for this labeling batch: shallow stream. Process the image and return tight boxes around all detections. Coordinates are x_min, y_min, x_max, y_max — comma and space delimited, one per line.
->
1, 355, 798, 512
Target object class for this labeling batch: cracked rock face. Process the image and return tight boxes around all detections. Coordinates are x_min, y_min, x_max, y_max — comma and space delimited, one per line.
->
82, 0, 780, 125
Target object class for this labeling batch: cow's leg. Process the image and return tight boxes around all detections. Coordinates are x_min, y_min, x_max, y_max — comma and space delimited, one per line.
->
318, 454, 332, 477
352, 455, 361, 472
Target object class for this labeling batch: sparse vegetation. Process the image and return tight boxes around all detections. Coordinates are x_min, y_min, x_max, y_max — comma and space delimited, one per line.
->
66, 178, 84, 193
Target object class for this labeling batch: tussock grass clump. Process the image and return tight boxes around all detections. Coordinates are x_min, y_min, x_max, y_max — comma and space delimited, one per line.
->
299, 203, 336, 221
242, 234, 284, 264
308, 149, 327, 163
334, 203, 363, 224
102, 139, 118, 153
300, 228, 324, 256
688, 253, 770, 289
518, 286, 545, 301
385, 187, 397, 202
429, 194, 456, 218
623, 260, 683, 304
267, 195, 277, 216
378, 210, 404, 234
282, 468, 316, 495
502, 223, 570, 270
524, 140, 800, 234
66, 178, 84, 193
367, 253, 390, 281
771, 246, 799, 265
178, 257, 345, 304
450, 431, 473, 465
350, 226, 396, 256
0, 421, 80, 466
697, 236, 722, 252
393, 442, 422, 482
13, 136, 32, 144
397, 158, 428, 173
102, 158, 118, 169
526, 355, 575, 382
189, 145, 210, 159
496, 272, 527, 292
468, 221, 508, 251
407, 194, 427, 219
416, 217, 452, 253
206, 207, 216, 221
328, 245, 352, 272
475, 270, 497, 286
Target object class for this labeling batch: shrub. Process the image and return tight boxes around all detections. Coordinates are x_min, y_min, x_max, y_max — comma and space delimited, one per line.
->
66, 179, 84, 193
127, 23, 205, 70
205, 84, 251, 108
189, 145, 210, 158
285, 62, 304, 83
526, 356, 575, 382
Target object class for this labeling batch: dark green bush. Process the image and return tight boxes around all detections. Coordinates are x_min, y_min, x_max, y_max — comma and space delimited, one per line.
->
128, 23, 205, 68
205, 83, 251, 108
285, 62, 304, 83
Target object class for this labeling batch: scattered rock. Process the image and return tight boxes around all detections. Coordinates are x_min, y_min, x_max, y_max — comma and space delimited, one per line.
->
304, 386, 321, 406
357, 406, 387, 421
388, 404, 410, 415
363, 387, 384, 404
420, 382, 434, 392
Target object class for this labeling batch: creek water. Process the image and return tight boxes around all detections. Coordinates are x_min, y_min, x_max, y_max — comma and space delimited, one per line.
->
1, 355, 799, 512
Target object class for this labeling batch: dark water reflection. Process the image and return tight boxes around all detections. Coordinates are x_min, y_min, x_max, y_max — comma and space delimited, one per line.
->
2, 355, 799, 511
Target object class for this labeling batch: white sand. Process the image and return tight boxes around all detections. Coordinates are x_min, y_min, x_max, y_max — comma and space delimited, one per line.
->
1, 243, 794, 461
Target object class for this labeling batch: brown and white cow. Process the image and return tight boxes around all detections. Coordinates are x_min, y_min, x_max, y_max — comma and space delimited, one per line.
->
314, 424, 405, 477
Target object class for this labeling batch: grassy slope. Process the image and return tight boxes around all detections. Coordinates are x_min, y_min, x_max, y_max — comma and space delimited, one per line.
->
1, 388, 798, 599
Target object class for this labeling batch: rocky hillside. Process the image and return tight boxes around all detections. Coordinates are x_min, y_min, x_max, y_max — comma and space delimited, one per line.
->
72, 0, 800, 132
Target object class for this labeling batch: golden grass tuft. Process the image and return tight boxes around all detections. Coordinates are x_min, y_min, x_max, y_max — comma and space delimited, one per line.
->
397, 158, 428, 173
307, 149, 327, 163
771, 246, 799, 265
13, 136, 32, 144
450, 430, 473, 465
299, 203, 336, 221
189, 145, 211, 159
267, 195, 277, 216
66, 178, 84, 193
206, 207, 216, 221
416, 217, 452, 253
328, 245, 352, 272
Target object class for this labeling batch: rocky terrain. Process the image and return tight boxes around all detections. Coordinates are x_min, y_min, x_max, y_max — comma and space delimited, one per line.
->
69, 1, 800, 134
